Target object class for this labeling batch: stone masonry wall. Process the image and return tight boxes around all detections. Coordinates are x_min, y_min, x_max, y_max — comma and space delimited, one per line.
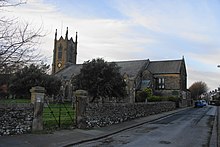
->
80, 101, 175, 128
0, 103, 34, 136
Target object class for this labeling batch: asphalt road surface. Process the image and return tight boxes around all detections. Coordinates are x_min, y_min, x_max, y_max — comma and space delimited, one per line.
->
76, 106, 216, 147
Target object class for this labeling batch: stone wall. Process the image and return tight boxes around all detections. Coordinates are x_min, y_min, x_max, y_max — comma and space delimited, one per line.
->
0, 103, 33, 136
154, 74, 180, 90
78, 101, 175, 128
165, 76, 180, 90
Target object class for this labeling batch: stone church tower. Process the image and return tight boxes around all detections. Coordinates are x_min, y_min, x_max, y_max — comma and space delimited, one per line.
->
52, 27, 77, 74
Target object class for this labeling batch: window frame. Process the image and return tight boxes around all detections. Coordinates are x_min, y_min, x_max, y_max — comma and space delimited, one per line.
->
156, 77, 165, 90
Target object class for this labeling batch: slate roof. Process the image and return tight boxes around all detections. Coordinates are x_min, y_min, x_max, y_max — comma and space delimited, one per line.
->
55, 59, 150, 80
55, 59, 184, 79
147, 59, 183, 74
55, 64, 82, 80
116, 59, 150, 77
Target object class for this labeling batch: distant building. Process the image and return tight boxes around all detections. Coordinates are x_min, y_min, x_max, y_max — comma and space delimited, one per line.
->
53, 28, 190, 106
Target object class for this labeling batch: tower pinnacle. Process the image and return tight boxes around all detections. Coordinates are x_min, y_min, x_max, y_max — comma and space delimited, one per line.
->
75, 32, 78, 44
55, 29, 57, 40
65, 27, 68, 39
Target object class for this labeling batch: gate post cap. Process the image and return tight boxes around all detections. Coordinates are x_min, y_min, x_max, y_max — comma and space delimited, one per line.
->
30, 86, 46, 93
75, 90, 88, 97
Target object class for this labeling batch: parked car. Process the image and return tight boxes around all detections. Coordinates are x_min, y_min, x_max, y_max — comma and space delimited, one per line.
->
209, 100, 220, 106
201, 100, 207, 106
194, 100, 206, 108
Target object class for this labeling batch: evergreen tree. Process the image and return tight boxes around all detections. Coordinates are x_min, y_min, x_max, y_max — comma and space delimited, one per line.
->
74, 58, 126, 102
9, 63, 61, 98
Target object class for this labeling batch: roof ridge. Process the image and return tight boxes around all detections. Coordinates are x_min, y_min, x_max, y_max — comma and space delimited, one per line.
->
150, 59, 182, 63
113, 59, 149, 63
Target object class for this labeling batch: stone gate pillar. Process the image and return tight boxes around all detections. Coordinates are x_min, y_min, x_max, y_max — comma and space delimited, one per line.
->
30, 86, 46, 104
75, 90, 88, 129
30, 86, 46, 132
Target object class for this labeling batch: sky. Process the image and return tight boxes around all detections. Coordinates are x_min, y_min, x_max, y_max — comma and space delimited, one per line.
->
2, 0, 220, 90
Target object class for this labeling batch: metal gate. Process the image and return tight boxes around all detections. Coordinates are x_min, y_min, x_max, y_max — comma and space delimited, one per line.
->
43, 96, 76, 129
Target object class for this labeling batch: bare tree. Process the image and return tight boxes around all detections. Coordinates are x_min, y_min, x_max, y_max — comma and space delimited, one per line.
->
189, 81, 208, 100
0, 0, 44, 74
0, 0, 26, 8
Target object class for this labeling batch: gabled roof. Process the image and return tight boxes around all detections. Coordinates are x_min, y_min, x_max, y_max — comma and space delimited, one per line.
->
55, 59, 150, 80
55, 59, 185, 79
147, 59, 183, 74
116, 59, 149, 77
55, 64, 82, 80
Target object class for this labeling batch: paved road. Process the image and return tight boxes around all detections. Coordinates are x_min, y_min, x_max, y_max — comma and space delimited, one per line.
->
77, 106, 216, 147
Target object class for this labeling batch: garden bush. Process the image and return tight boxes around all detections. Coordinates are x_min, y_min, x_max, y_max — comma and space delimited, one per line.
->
136, 90, 148, 102
147, 96, 163, 102
135, 88, 179, 103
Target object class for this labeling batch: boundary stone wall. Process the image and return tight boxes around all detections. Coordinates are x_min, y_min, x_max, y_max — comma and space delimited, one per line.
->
0, 103, 34, 136
78, 101, 175, 128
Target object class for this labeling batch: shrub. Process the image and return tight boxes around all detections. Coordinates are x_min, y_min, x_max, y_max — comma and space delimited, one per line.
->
136, 88, 153, 102
144, 88, 153, 97
147, 96, 178, 102
172, 90, 179, 96
136, 90, 148, 102
136, 88, 179, 103
147, 95, 163, 102
167, 97, 179, 102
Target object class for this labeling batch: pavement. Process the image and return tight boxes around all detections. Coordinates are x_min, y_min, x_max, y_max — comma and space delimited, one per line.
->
0, 106, 219, 147
215, 106, 220, 147
209, 106, 219, 147
217, 106, 220, 147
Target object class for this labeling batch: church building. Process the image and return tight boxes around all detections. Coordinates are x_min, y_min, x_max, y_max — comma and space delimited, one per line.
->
53, 28, 191, 107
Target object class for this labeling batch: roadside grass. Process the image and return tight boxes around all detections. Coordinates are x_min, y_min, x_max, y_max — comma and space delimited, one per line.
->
43, 102, 76, 129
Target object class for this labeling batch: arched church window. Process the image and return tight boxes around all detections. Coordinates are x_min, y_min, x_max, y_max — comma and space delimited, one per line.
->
58, 44, 62, 60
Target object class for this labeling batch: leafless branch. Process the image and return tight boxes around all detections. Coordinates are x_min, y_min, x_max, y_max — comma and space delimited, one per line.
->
0, 0, 45, 74
0, 0, 26, 8
0, 20, 44, 73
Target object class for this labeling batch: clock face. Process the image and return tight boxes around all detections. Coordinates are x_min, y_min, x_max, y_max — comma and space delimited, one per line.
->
57, 62, 62, 68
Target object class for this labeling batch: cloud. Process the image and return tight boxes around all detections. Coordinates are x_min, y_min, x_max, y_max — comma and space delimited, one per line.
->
188, 51, 220, 68
4, 1, 157, 64
113, 0, 220, 44
188, 68, 220, 91
179, 32, 210, 44
112, 0, 220, 90
3, 0, 220, 90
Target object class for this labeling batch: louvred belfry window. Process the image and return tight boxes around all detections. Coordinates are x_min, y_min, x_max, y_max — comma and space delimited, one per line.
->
58, 44, 62, 60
